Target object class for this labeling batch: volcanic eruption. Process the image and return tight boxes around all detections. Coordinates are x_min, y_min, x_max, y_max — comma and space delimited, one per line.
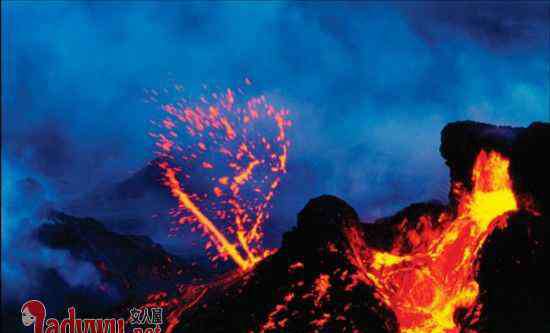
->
150, 80, 290, 271
146, 85, 548, 333
344, 150, 517, 332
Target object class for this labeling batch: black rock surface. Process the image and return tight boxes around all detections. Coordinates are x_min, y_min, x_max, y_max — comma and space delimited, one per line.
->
37, 210, 207, 297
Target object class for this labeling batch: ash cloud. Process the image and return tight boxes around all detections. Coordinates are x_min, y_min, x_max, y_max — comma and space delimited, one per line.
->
2, 2, 548, 248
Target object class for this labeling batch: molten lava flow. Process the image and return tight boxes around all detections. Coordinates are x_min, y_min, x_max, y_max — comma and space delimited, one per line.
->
150, 81, 291, 270
345, 150, 517, 333
137, 270, 246, 333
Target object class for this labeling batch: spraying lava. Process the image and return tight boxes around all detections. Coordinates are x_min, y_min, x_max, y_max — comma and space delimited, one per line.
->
345, 150, 517, 332
150, 80, 291, 270
133, 121, 547, 333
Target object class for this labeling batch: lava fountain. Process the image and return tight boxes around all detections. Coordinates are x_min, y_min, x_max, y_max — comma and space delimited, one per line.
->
150, 80, 291, 270
345, 150, 518, 332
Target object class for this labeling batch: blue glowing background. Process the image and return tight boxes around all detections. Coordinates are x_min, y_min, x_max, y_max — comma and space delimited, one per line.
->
2, 1, 549, 306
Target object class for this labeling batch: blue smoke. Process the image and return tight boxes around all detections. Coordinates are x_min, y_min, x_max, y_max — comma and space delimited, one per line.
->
2, 1, 549, 262
1, 158, 102, 304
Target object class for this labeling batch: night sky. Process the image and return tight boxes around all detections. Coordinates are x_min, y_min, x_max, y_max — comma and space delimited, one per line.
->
2, 1, 549, 303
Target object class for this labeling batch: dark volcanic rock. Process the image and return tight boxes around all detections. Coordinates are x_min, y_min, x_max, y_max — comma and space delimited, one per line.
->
171, 121, 549, 333
509, 122, 550, 215
297, 195, 359, 228
37, 211, 206, 300
475, 211, 550, 332
441, 121, 550, 214
3, 209, 208, 333
440, 121, 517, 190
63, 159, 211, 251
441, 121, 550, 332
63, 160, 174, 236
175, 195, 397, 333
363, 201, 448, 252
10, 121, 546, 333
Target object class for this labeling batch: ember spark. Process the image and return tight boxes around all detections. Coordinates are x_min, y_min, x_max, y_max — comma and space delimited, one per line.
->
150, 81, 291, 270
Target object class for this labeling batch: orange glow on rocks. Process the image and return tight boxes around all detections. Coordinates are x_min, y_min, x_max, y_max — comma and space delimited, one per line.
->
150, 82, 291, 271
345, 150, 517, 332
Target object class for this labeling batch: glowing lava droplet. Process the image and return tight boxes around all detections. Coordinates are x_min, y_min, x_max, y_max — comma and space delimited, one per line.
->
345, 150, 517, 333
150, 82, 291, 271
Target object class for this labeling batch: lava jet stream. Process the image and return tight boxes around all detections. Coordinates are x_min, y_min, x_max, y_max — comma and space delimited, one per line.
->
345, 150, 518, 332
150, 81, 291, 271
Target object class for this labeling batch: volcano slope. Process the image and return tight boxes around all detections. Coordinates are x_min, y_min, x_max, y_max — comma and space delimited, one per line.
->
149, 121, 548, 333
25, 121, 547, 333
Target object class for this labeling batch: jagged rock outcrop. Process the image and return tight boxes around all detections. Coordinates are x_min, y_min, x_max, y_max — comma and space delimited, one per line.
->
436, 121, 549, 332
171, 121, 549, 332
37, 211, 207, 298
441, 121, 550, 214
174, 194, 397, 333
476, 211, 549, 332
11, 121, 547, 333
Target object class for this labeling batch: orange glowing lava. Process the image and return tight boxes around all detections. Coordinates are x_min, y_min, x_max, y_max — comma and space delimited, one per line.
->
150, 81, 291, 270
345, 150, 517, 332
